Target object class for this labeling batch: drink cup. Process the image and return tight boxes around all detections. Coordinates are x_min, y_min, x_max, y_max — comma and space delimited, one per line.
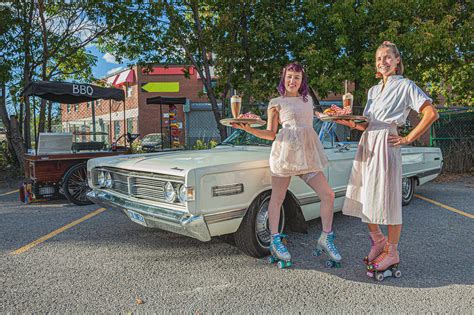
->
342, 92, 353, 111
231, 95, 242, 118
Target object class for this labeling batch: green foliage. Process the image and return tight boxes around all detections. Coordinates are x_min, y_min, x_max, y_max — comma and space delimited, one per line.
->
298, 0, 473, 107
193, 139, 218, 150
131, 139, 145, 154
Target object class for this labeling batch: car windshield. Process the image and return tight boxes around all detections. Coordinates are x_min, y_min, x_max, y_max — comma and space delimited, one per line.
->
220, 120, 325, 146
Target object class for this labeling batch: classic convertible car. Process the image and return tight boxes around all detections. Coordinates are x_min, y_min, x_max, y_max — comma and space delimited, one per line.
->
87, 121, 443, 257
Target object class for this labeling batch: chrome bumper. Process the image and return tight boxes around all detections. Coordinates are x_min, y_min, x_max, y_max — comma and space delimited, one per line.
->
87, 190, 211, 242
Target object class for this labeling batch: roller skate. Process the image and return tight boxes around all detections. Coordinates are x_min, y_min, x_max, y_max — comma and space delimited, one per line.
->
366, 243, 401, 281
265, 233, 292, 269
313, 231, 342, 268
364, 230, 386, 265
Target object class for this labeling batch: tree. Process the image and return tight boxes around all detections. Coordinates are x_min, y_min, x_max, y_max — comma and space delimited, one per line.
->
0, 1, 115, 168
298, 0, 473, 109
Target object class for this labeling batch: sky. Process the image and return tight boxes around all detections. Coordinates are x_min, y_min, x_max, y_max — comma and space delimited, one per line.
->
86, 45, 130, 79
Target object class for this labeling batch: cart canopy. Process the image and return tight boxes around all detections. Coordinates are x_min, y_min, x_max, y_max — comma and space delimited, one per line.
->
23, 81, 125, 104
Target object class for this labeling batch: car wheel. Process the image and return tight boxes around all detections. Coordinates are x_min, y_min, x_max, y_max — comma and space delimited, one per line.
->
62, 163, 93, 206
402, 177, 415, 206
234, 191, 285, 258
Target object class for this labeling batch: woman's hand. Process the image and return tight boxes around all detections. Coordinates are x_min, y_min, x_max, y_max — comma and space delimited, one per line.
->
231, 122, 252, 132
334, 119, 355, 128
388, 134, 411, 146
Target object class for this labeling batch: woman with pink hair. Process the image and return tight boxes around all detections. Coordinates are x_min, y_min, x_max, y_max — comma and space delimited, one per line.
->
233, 62, 341, 268
336, 42, 438, 279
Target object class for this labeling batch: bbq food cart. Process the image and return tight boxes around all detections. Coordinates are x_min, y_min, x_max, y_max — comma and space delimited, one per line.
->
20, 81, 137, 205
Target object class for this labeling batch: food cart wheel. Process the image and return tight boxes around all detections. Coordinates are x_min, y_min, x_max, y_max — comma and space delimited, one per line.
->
62, 162, 93, 206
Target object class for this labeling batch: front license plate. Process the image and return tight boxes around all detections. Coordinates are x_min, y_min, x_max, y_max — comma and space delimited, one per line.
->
127, 210, 146, 226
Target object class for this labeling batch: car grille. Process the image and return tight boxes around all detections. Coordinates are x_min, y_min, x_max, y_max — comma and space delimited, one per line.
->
95, 167, 184, 203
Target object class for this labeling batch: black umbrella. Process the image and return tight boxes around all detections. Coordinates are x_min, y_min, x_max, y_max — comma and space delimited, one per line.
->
23, 81, 124, 103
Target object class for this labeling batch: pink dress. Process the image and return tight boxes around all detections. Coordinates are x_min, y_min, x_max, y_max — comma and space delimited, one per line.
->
268, 96, 328, 177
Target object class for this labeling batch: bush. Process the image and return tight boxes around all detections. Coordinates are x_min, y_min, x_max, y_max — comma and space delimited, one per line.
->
193, 139, 218, 150
130, 139, 145, 154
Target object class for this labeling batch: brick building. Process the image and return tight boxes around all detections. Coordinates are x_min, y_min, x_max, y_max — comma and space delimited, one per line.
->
61, 65, 211, 148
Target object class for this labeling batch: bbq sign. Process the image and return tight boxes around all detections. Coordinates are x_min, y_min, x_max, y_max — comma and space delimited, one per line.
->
72, 84, 94, 96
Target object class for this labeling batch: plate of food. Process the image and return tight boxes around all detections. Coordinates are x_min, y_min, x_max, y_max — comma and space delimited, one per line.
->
315, 104, 368, 123
318, 115, 368, 123
220, 112, 266, 127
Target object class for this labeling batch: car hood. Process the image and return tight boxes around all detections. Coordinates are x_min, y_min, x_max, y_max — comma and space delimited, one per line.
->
87, 146, 270, 176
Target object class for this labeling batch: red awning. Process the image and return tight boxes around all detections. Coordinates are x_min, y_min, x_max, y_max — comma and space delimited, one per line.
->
114, 69, 135, 87
106, 74, 118, 86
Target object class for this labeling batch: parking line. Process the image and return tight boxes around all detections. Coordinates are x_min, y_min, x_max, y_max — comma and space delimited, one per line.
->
415, 194, 473, 219
10, 207, 107, 256
0, 190, 18, 197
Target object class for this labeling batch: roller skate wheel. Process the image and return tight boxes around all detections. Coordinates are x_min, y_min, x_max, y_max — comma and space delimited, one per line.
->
375, 273, 384, 282
313, 249, 322, 257
366, 271, 374, 278
325, 260, 335, 268
265, 256, 276, 264
334, 261, 342, 268
277, 261, 285, 269
394, 270, 402, 278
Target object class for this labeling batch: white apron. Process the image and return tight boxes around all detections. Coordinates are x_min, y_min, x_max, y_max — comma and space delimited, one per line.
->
343, 120, 402, 225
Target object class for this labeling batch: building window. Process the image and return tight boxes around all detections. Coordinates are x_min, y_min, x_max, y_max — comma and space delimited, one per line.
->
67, 104, 71, 113
114, 120, 121, 139
126, 85, 133, 98
74, 104, 78, 112
87, 102, 91, 109
126, 117, 134, 133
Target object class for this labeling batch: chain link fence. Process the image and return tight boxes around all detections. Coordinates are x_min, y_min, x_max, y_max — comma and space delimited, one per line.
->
430, 110, 474, 173
32, 99, 139, 153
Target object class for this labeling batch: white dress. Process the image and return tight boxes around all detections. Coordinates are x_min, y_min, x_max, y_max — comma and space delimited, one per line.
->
268, 96, 328, 177
343, 75, 432, 225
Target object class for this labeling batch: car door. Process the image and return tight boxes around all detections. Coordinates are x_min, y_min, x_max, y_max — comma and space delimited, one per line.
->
323, 123, 357, 212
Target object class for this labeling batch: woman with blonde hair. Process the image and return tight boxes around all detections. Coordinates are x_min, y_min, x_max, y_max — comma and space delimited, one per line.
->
335, 41, 438, 278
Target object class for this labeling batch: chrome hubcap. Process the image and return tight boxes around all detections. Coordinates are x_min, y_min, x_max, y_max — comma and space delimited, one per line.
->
255, 196, 285, 249
402, 177, 412, 199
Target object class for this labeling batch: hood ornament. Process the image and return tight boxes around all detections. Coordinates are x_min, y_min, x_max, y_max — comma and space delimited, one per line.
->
171, 166, 184, 171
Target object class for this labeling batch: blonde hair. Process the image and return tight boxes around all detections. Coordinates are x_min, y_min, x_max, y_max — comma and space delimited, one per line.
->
375, 41, 404, 78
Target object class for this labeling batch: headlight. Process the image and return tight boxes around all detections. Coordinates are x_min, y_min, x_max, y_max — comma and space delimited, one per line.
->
177, 185, 194, 203
105, 172, 113, 188
97, 171, 106, 187
164, 181, 176, 202
177, 184, 186, 203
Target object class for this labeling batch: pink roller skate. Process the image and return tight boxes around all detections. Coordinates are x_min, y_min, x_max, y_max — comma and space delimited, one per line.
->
364, 230, 386, 265
367, 243, 401, 281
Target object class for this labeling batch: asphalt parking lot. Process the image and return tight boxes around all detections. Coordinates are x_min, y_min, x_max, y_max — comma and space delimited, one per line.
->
1, 176, 473, 313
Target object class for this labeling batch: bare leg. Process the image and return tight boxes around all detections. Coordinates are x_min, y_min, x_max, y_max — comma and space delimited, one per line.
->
365, 224, 386, 264
367, 223, 380, 232
268, 176, 291, 234
387, 224, 402, 244
305, 172, 335, 232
